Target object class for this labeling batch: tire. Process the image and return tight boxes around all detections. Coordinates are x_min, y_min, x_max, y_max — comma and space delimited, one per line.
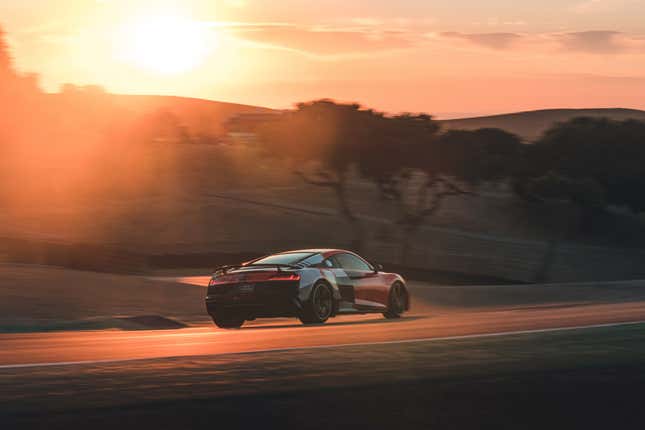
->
383, 282, 407, 319
211, 312, 245, 329
299, 281, 334, 325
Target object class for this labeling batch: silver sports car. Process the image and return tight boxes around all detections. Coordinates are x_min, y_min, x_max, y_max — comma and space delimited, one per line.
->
205, 249, 410, 328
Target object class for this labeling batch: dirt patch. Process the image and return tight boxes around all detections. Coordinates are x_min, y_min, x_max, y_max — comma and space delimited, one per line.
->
0, 315, 189, 333
116, 315, 188, 330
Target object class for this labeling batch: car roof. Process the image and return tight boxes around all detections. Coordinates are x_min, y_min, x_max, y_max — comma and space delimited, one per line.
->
277, 249, 353, 257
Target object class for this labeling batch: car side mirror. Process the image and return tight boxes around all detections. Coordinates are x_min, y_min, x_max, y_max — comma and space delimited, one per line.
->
374, 263, 384, 272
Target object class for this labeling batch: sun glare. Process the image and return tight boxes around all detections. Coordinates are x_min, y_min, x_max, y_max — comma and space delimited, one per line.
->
117, 15, 213, 74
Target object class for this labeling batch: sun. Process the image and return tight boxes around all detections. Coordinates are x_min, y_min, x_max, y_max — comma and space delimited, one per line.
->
117, 15, 213, 74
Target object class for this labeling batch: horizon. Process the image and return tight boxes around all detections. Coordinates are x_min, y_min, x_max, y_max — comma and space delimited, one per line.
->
3, 0, 645, 117
49, 89, 645, 120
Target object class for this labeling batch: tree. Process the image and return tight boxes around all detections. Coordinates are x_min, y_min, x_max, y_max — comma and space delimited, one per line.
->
360, 123, 522, 261
358, 114, 443, 259
358, 113, 440, 200
257, 100, 382, 250
132, 109, 192, 144
0, 26, 40, 97
257, 99, 523, 257
0, 26, 12, 76
514, 117, 645, 213
512, 117, 645, 281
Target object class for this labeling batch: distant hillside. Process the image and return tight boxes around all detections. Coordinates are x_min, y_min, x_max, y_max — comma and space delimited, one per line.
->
112, 95, 275, 136
111, 100, 645, 142
440, 108, 645, 141
48, 92, 275, 137
48, 91, 645, 142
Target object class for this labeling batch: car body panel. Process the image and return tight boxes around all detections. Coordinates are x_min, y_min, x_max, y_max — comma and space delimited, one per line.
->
351, 271, 388, 311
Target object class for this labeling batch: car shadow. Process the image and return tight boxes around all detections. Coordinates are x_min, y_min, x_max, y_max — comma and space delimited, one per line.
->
239, 315, 426, 330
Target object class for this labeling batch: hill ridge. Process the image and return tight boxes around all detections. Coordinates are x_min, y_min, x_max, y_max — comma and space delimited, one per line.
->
439, 107, 645, 140
53, 91, 645, 141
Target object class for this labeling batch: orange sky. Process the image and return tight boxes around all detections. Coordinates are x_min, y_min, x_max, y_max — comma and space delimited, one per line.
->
3, 0, 645, 117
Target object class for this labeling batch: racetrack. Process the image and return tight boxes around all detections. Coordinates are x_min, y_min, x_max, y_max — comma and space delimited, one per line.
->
3, 278, 645, 368
5, 277, 645, 429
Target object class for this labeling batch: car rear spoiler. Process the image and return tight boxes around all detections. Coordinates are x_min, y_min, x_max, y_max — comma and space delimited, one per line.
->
212, 263, 298, 274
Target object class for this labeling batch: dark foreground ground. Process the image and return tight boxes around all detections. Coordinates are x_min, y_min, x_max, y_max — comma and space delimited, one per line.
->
3, 323, 645, 430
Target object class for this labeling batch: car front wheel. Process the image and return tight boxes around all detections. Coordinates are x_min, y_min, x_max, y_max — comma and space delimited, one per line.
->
383, 282, 407, 319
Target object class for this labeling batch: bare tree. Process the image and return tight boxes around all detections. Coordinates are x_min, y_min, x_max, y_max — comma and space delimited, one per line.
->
360, 123, 522, 262
256, 100, 381, 251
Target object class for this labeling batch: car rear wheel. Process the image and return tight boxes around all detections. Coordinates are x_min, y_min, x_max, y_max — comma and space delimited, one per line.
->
299, 281, 333, 325
212, 312, 245, 329
383, 282, 407, 319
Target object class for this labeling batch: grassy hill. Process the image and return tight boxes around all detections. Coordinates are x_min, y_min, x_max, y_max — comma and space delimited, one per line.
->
47, 92, 275, 137
110, 94, 275, 136
0, 264, 208, 331
439, 108, 645, 141
106, 98, 645, 142
48, 91, 645, 142
100, 96, 645, 142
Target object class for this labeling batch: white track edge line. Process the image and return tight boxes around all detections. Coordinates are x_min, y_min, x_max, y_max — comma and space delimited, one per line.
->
2, 319, 644, 370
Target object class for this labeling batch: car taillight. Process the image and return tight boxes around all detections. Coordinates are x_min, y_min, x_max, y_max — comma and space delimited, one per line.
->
208, 272, 300, 285
208, 276, 237, 286
269, 273, 301, 281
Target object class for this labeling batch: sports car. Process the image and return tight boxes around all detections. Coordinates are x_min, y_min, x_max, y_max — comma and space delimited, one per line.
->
205, 249, 410, 328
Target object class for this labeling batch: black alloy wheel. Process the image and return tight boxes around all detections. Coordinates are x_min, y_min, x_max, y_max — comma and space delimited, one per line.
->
383, 282, 407, 319
299, 281, 333, 325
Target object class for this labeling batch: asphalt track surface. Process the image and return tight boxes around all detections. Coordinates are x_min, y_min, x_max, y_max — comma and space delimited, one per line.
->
3, 278, 645, 368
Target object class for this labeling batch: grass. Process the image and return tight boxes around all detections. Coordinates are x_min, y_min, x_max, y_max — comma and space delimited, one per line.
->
0, 264, 208, 331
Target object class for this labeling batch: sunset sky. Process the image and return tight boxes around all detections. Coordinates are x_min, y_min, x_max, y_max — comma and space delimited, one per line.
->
3, 0, 645, 117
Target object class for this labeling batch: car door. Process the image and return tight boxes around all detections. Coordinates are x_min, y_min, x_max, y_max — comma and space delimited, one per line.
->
333, 253, 387, 311
321, 256, 355, 311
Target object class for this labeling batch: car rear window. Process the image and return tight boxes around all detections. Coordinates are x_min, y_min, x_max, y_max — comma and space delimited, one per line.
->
251, 252, 317, 265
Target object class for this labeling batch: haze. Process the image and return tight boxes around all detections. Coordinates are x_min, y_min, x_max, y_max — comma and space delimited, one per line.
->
3, 0, 645, 117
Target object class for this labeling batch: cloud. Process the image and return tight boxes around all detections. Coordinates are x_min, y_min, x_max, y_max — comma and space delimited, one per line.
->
439, 32, 523, 50
347, 17, 384, 27
557, 31, 631, 53
571, 0, 632, 13
572, 0, 604, 13
215, 18, 645, 58
228, 25, 414, 57
434, 30, 644, 54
